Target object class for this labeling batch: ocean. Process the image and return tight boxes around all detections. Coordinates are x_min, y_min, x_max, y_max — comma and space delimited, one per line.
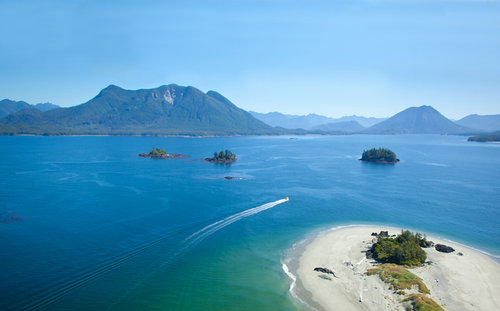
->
0, 135, 498, 310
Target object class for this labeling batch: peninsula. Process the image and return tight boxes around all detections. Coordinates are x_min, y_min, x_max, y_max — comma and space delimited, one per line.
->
294, 226, 500, 311
468, 131, 500, 142
360, 148, 399, 164
205, 150, 237, 164
139, 147, 188, 159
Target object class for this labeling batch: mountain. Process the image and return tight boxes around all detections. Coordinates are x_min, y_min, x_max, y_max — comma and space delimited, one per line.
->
0, 99, 32, 118
0, 84, 277, 136
455, 114, 500, 132
330, 115, 386, 128
312, 120, 365, 132
249, 111, 385, 129
364, 105, 471, 134
0, 99, 60, 118
34, 102, 60, 112
249, 111, 334, 129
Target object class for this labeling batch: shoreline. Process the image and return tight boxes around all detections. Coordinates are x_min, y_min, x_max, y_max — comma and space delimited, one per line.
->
284, 225, 500, 311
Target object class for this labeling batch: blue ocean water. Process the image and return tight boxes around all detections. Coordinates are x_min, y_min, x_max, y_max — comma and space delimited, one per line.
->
0, 135, 499, 310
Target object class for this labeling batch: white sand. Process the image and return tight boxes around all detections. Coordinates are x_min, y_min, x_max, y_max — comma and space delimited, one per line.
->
295, 226, 500, 311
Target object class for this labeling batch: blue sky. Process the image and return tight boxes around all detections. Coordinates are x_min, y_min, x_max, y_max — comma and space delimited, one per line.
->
1, 0, 499, 118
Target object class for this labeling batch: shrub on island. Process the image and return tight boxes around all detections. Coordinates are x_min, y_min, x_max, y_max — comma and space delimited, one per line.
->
372, 230, 427, 265
360, 148, 399, 164
149, 147, 167, 157
366, 264, 429, 294
404, 293, 444, 311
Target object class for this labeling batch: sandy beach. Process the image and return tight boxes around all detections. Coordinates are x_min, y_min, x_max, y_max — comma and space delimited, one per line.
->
294, 226, 500, 310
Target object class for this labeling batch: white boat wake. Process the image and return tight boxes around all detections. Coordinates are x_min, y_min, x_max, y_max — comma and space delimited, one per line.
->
181, 198, 289, 251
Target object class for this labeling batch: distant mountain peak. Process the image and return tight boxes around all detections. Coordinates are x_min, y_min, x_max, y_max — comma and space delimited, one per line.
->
97, 84, 126, 97
456, 113, 500, 132
364, 105, 470, 134
34, 102, 60, 112
104, 84, 122, 90
0, 99, 59, 117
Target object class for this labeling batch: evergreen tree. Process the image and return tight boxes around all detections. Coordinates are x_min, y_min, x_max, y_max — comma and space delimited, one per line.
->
361, 148, 398, 162
372, 230, 427, 265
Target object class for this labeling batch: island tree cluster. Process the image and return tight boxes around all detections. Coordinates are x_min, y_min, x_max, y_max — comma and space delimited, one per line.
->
371, 230, 428, 265
361, 148, 399, 163
149, 147, 167, 157
206, 149, 237, 163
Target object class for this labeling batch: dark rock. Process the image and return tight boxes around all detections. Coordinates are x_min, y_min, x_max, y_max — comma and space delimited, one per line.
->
458, 252, 464, 256
420, 240, 435, 248
435, 244, 455, 253
318, 275, 332, 281
0, 211, 21, 223
365, 249, 374, 259
371, 232, 378, 236
314, 267, 337, 278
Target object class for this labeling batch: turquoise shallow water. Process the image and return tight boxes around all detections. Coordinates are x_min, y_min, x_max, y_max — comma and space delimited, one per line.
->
0, 135, 499, 310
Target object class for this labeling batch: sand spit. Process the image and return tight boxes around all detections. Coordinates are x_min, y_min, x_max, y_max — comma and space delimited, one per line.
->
294, 226, 500, 310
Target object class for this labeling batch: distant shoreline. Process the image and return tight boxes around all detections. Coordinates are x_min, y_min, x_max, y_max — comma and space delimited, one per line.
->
0, 133, 294, 138
0, 133, 476, 138
286, 225, 500, 311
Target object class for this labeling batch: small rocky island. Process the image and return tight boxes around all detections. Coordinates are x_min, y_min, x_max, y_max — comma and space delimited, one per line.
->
205, 149, 237, 164
139, 147, 188, 159
360, 148, 399, 164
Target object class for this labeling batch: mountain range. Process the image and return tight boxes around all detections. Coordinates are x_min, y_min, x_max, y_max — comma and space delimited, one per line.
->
249, 111, 386, 130
455, 114, 500, 132
1, 84, 498, 136
0, 99, 59, 118
312, 120, 366, 132
249, 107, 500, 134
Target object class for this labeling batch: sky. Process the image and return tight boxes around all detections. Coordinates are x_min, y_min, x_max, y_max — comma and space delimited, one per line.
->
0, 0, 499, 119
